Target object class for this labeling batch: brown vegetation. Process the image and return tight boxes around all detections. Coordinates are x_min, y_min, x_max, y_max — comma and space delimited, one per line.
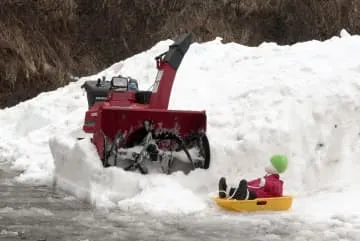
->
0, 0, 359, 108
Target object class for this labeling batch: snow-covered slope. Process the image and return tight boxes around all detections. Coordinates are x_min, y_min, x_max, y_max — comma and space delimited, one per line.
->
1, 30, 360, 218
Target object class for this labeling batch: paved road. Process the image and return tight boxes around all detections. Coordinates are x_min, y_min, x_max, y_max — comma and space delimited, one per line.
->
1, 165, 360, 241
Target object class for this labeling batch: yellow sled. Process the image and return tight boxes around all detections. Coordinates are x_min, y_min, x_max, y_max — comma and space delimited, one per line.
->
213, 195, 293, 212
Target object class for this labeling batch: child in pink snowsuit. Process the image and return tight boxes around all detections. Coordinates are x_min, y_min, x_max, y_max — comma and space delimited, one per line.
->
218, 154, 288, 200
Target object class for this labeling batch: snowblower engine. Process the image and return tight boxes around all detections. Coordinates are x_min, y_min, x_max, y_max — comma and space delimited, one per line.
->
81, 33, 210, 175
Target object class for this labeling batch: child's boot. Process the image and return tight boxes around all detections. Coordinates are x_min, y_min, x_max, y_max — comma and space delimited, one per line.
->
232, 179, 248, 200
218, 177, 227, 198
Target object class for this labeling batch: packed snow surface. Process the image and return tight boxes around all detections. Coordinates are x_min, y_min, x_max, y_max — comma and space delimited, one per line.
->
2, 30, 360, 226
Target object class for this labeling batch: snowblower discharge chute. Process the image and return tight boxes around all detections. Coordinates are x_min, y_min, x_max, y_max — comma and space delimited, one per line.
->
81, 33, 211, 175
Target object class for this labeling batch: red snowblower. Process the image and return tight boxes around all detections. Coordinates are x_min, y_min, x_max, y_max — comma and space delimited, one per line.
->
81, 33, 211, 175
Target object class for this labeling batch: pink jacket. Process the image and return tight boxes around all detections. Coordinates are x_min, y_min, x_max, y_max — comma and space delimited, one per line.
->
247, 174, 283, 198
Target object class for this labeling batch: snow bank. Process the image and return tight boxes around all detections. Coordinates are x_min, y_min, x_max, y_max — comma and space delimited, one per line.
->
49, 135, 207, 214
1, 31, 360, 216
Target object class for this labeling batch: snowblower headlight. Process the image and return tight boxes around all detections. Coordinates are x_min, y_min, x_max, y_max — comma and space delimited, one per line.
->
111, 76, 128, 89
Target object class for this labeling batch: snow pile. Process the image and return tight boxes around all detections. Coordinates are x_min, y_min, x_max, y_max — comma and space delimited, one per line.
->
49, 136, 207, 213
1, 31, 360, 216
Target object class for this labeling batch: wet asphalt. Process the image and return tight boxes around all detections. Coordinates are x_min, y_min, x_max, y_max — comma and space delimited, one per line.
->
1, 166, 360, 241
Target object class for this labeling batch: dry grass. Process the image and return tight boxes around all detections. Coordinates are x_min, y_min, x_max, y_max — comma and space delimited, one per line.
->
0, 0, 77, 106
1, 0, 360, 107
158, 0, 359, 44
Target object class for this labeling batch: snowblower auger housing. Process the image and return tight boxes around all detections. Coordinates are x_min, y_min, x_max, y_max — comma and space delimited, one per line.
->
81, 33, 211, 175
